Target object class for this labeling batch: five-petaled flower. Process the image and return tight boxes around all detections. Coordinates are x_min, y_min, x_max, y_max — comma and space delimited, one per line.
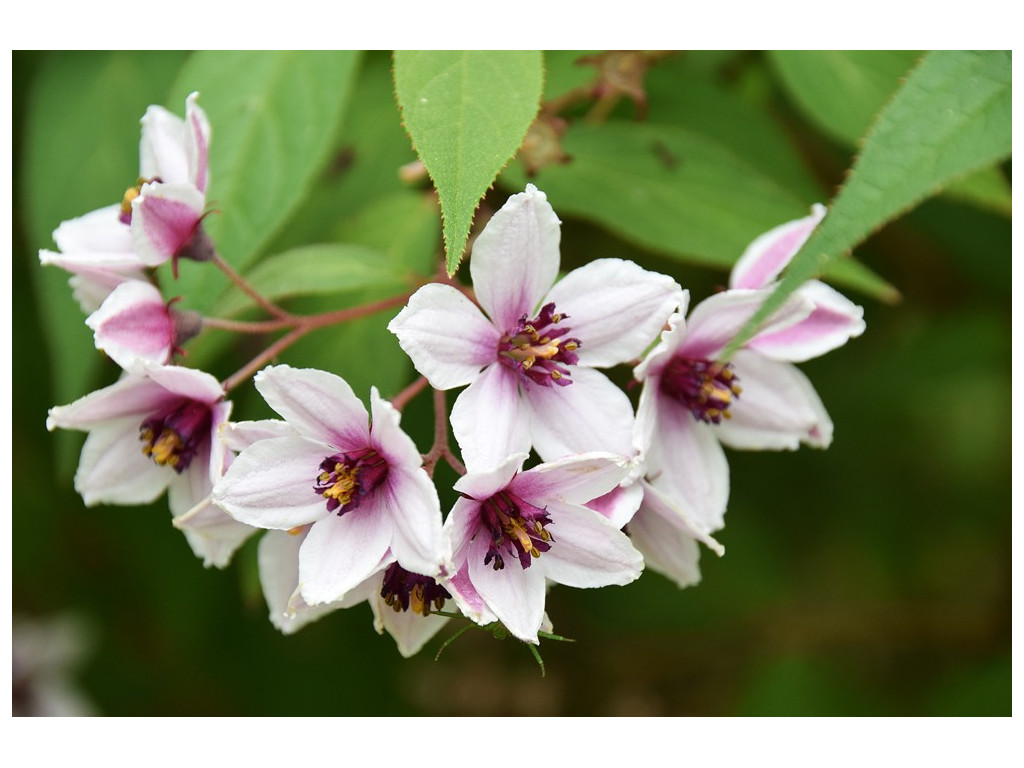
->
443, 451, 644, 644
631, 205, 865, 587
211, 365, 448, 606
389, 184, 682, 471
46, 361, 232, 540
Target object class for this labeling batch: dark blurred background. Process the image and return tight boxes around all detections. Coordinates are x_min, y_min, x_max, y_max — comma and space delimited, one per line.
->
12, 51, 1010, 715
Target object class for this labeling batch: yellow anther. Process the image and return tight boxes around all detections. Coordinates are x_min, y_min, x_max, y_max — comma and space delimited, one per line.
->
521, 357, 535, 370
287, 526, 304, 536
706, 408, 720, 420
551, 314, 562, 323
121, 185, 141, 217
149, 430, 183, 467
563, 341, 578, 351
410, 583, 426, 616
551, 370, 562, 380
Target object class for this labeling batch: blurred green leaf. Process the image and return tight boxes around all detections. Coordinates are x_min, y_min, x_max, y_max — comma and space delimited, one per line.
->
727, 50, 1011, 356
23, 51, 189, 469
646, 55, 823, 202
166, 51, 361, 312
771, 50, 1011, 215
393, 51, 543, 275
332, 191, 441, 277
216, 244, 404, 317
503, 120, 893, 300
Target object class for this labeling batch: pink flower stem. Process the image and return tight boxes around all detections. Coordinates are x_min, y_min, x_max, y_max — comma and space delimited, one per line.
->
390, 376, 429, 412
212, 254, 293, 320
421, 388, 465, 477
219, 292, 414, 393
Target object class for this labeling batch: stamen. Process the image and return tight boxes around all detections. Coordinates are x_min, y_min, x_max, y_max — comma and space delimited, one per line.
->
659, 356, 741, 424
119, 176, 161, 225
379, 563, 451, 616
480, 490, 554, 570
312, 448, 389, 516
496, 302, 581, 388
139, 399, 212, 473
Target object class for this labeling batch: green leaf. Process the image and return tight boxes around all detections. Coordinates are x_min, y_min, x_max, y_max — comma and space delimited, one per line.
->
166, 51, 361, 312
215, 244, 405, 318
726, 50, 1011, 356
22, 51, 189, 469
771, 50, 1011, 215
770, 50, 922, 146
331, 191, 441, 278
393, 51, 544, 275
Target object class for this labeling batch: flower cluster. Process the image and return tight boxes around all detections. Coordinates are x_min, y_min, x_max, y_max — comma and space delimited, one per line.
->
43, 97, 864, 658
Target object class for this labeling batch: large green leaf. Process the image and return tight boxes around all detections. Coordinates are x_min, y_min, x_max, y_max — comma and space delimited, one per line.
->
502, 120, 891, 300
771, 50, 1011, 215
393, 51, 544, 275
165, 51, 361, 312
22, 51, 189, 469
727, 50, 1011, 356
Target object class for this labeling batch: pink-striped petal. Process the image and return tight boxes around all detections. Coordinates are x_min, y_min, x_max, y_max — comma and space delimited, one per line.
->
382, 467, 447, 578
87, 280, 174, 368
470, 184, 561, 333
730, 204, 826, 290
627, 490, 703, 589
747, 280, 865, 363
184, 92, 211, 193
511, 452, 633, 507
586, 482, 644, 529
131, 182, 205, 266
682, 289, 813, 361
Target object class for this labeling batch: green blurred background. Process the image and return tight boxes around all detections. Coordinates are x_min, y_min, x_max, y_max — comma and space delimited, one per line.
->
12, 51, 1010, 715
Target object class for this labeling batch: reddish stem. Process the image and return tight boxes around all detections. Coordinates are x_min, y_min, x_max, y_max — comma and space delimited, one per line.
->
390, 376, 429, 412
213, 254, 293, 320
421, 388, 466, 477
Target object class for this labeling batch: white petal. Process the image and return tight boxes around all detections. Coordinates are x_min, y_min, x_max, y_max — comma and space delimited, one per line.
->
387, 284, 500, 389
452, 453, 527, 500
747, 280, 865, 363
639, 479, 725, 555
632, 304, 689, 382
184, 92, 211, 193
467, 535, 547, 644
172, 495, 258, 569
646, 396, 730, 533
371, 593, 450, 658
682, 288, 813, 360
627, 494, 703, 589
525, 366, 635, 462
470, 184, 561, 332
586, 482, 644, 529
74, 419, 171, 506
539, 501, 643, 588
715, 350, 834, 450
299, 501, 395, 605
382, 468, 447, 578
139, 105, 188, 185
87, 280, 173, 368
212, 436, 332, 530
254, 365, 369, 450
166, 439, 213, 517
52, 205, 134, 253
47, 375, 168, 431
137, 361, 224, 404
512, 452, 633, 506
450, 363, 530, 473
544, 258, 684, 367
443, 495, 486, 567
258, 530, 345, 635
219, 419, 298, 453
730, 204, 826, 289
369, 387, 423, 471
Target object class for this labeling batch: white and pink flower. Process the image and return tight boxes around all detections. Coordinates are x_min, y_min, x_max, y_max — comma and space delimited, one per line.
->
444, 452, 643, 644
631, 205, 865, 586
46, 362, 231, 528
210, 365, 448, 606
389, 184, 682, 471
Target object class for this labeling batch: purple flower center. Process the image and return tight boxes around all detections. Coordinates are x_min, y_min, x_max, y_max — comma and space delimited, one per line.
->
480, 490, 554, 571
313, 448, 389, 516
380, 563, 451, 616
659, 355, 742, 424
497, 302, 581, 388
139, 399, 212, 473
